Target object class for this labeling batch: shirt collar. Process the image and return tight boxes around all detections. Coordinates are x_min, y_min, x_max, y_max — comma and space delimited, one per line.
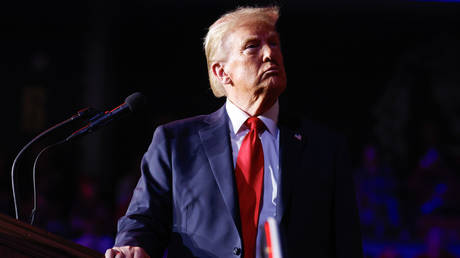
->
225, 99, 279, 136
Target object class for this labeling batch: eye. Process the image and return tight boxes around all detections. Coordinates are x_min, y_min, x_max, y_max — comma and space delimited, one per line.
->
245, 43, 259, 49
269, 39, 279, 47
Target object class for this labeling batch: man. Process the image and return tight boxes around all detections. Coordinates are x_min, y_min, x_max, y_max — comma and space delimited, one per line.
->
106, 6, 362, 258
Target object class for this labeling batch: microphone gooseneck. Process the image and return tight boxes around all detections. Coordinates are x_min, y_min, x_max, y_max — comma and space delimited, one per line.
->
11, 92, 146, 223
30, 139, 66, 225
66, 92, 146, 142
11, 107, 98, 221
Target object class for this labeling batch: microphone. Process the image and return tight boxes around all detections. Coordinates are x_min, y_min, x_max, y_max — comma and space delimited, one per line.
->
66, 92, 146, 142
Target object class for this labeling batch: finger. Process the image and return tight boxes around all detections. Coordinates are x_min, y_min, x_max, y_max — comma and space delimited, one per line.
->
114, 251, 125, 258
105, 248, 119, 258
133, 247, 150, 258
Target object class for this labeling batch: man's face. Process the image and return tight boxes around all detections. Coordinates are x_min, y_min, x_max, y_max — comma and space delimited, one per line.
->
222, 21, 286, 106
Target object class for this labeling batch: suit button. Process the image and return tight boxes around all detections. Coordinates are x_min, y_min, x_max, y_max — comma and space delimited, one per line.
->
233, 247, 241, 256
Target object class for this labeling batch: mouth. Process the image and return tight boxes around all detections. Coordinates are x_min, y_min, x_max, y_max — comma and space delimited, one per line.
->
261, 66, 280, 79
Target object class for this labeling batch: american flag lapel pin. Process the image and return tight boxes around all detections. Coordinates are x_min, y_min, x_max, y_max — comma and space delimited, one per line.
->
294, 133, 302, 141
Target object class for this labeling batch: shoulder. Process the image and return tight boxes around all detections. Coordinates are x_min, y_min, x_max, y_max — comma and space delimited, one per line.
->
300, 119, 350, 161
281, 110, 344, 139
161, 114, 208, 135
301, 118, 345, 144
153, 106, 225, 139
295, 117, 351, 169
281, 112, 347, 151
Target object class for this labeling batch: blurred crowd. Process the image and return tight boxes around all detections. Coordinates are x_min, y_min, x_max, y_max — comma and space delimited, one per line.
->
354, 144, 460, 257
359, 35, 460, 257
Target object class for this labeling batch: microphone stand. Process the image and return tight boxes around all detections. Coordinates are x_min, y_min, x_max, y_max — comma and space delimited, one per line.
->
11, 108, 96, 222
12, 92, 145, 224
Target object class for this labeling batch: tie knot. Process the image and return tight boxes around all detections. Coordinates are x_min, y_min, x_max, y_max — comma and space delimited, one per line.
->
246, 117, 265, 132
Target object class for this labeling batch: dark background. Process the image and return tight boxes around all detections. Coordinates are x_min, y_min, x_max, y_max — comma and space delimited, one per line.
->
1, 0, 460, 257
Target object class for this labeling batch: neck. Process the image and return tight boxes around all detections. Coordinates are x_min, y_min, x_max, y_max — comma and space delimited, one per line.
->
227, 95, 276, 116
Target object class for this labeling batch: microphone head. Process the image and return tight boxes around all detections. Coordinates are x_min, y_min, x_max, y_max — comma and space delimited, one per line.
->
125, 92, 147, 112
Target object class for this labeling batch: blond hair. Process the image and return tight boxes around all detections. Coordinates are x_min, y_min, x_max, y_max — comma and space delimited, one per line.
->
203, 6, 280, 97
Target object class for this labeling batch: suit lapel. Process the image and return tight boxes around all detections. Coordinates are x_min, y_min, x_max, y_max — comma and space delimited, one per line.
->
198, 106, 240, 230
197, 105, 307, 232
279, 113, 306, 223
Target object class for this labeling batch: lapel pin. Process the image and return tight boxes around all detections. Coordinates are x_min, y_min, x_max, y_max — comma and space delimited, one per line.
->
294, 133, 302, 141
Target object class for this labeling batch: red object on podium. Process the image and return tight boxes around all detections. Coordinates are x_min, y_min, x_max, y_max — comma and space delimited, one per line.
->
262, 217, 283, 258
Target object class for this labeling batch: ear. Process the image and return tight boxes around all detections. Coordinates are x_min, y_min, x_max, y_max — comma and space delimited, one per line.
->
211, 62, 232, 85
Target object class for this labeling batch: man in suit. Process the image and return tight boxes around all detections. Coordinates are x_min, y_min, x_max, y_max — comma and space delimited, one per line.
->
106, 6, 362, 258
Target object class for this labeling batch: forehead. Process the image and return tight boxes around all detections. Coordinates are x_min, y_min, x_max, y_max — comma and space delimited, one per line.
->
229, 21, 277, 40
223, 21, 278, 48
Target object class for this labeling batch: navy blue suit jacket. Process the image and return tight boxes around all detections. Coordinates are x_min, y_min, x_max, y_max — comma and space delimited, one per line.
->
114, 105, 363, 257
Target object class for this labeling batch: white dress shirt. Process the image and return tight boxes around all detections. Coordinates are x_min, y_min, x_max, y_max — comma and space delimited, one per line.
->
225, 99, 281, 258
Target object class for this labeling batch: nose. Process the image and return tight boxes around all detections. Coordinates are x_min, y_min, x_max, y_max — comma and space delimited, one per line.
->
262, 44, 274, 62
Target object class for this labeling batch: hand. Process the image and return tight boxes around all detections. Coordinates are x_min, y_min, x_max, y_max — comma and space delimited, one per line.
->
105, 246, 150, 258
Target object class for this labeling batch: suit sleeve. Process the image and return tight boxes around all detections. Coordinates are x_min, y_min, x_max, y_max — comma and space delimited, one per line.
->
334, 138, 363, 258
114, 125, 172, 257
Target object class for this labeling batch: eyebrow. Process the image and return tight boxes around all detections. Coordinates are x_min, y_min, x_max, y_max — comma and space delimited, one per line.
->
241, 37, 259, 47
241, 32, 279, 47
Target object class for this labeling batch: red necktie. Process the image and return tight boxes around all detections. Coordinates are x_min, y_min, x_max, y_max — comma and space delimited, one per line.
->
235, 117, 265, 258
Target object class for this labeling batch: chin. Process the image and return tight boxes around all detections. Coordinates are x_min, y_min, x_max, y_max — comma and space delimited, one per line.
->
256, 84, 284, 103
255, 75, 286, 96
266, 79, 286, 94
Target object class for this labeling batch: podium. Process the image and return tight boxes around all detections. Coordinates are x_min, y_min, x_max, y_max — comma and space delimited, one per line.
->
0, 213, 102, 257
